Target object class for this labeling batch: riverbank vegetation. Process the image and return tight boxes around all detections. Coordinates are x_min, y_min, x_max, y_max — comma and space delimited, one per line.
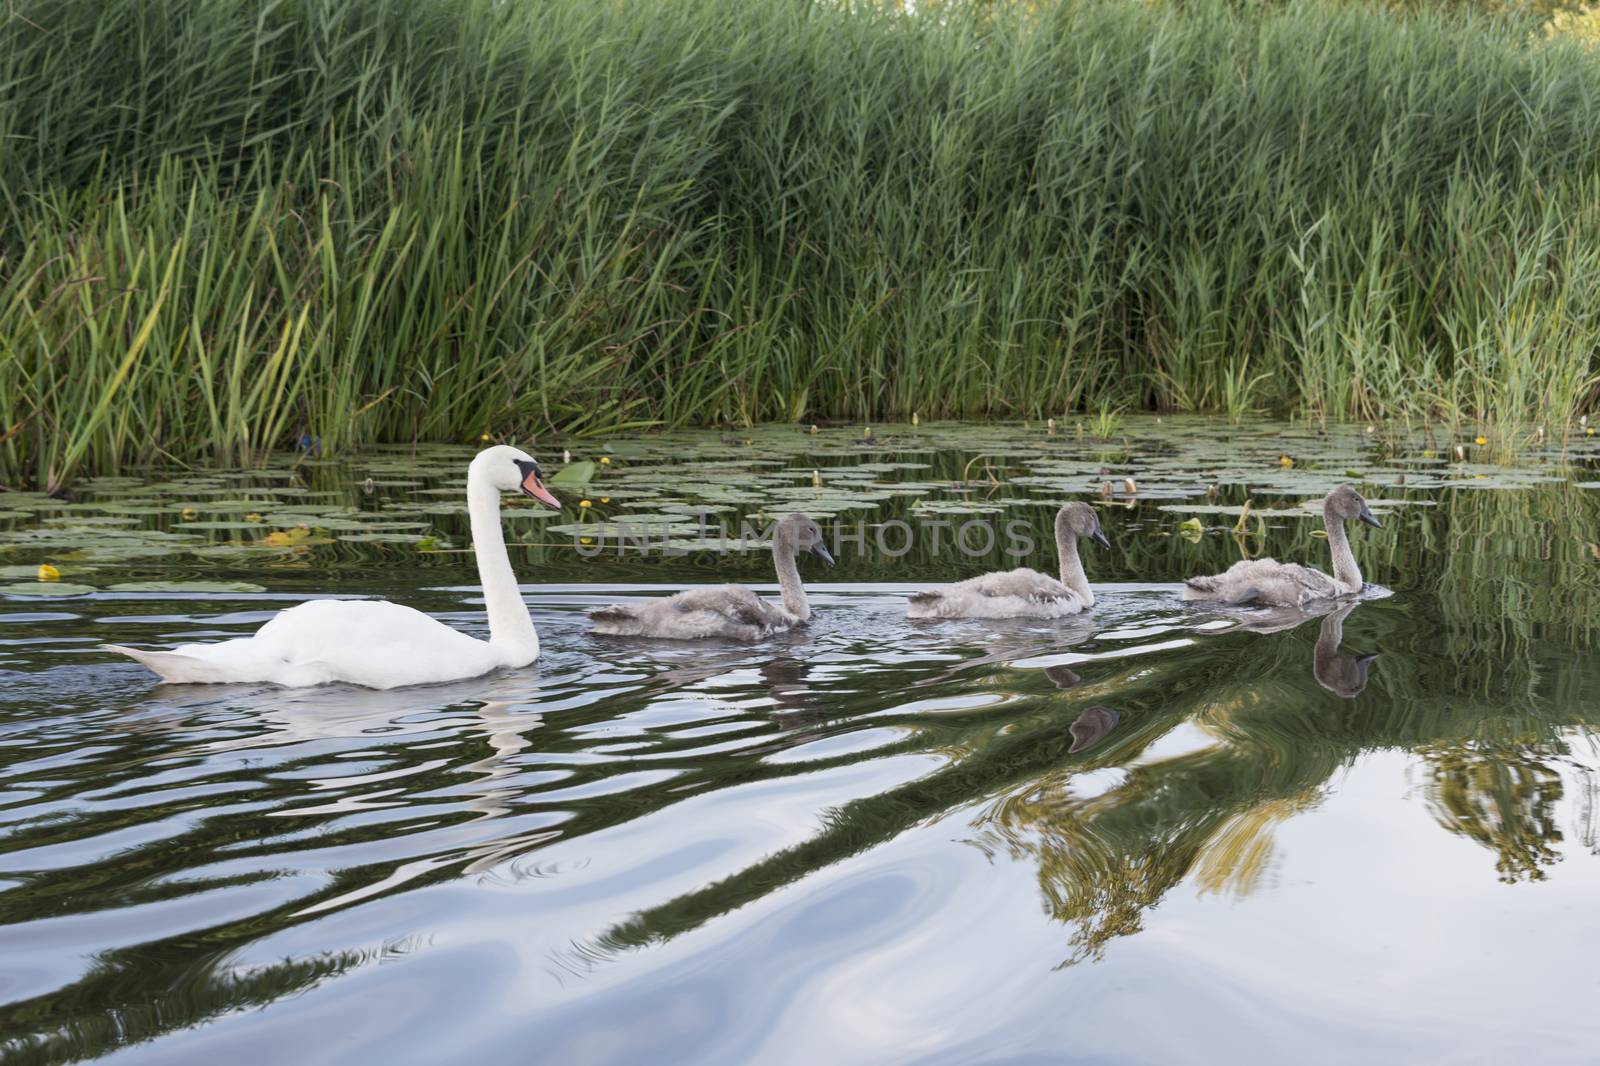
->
4, 0, 1600, 488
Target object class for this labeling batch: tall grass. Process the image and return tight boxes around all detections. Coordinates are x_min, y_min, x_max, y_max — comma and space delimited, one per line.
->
4, 0, 1600, 487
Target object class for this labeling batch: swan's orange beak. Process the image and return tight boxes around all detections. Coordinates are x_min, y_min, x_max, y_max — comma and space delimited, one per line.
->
518, 465, 562, 510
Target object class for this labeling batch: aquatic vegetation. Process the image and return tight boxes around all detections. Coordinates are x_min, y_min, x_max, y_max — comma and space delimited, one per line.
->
6, 0, 1600, 486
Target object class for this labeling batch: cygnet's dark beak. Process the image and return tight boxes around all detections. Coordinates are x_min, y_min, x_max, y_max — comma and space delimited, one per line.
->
810, 541, 836, 567
1357, 508, 1381, 529
1091, 528, 1111, 549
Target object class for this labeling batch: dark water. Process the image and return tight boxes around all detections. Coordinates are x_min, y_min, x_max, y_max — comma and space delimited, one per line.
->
5, 421, 1600, 1064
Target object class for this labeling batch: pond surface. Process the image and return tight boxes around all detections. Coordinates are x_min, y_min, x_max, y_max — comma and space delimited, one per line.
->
5, 419, 1600, 1064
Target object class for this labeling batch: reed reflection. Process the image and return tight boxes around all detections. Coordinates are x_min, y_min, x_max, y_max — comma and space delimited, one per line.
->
1422, 742, 1567, 883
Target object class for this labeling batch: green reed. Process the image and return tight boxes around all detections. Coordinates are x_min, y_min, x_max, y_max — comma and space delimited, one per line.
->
5, 0, 1600, 488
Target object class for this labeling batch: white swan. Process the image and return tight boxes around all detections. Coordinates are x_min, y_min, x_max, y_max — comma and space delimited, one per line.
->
906, 502, 1109, 619
588, 513, 834, 641
103, 445, 561, 688
1182, 486, 1380, 607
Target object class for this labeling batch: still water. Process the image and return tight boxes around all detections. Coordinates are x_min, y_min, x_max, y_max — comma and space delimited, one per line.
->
4, 420, 1600, 1064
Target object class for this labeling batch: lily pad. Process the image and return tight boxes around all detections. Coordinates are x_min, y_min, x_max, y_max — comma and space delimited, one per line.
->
0, 581, 97, 597
549, 461, 597, 486
0, 564, 94, 579
107, 580, 267, 593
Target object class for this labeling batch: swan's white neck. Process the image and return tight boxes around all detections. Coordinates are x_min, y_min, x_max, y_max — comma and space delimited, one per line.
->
1055, 519, 1093, 606
774, 530, 809, 621
468, 472, 538, 662
1324, 501, 1362, 592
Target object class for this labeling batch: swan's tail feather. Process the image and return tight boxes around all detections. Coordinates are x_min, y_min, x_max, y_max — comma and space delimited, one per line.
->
588, 606, 640, 635
1181, 577, 1262, 606
906, 591, 946, 619
101, 644, 228, 684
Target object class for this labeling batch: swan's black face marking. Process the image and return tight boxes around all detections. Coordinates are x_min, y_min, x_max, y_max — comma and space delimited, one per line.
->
513, 458, 561, 510
1090, 526, 1111, 549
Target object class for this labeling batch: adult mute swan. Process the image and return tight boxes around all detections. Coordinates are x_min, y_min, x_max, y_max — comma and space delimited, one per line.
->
1182, 486, 1379, 607
588, 513, 834, 640
103, 446, 561, 688
907, 502, 1109, 619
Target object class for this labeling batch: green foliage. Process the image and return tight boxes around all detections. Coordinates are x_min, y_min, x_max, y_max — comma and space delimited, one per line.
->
4, 0, 1600, 487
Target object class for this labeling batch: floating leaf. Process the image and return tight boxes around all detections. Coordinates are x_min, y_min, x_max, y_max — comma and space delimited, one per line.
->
1, 581, 97, 597
549, 461, 597, 486
108, 580, 267, 593
0, 563, 92, 579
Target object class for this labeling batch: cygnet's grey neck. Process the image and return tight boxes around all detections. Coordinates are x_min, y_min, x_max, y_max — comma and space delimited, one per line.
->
773, 529, 809, 620
1323, 498, 1362, 591
1055, 515, 1093, 606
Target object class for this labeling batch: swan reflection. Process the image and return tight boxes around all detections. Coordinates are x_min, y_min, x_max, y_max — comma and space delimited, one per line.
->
1312, 603, 1379, 698
1068, 706, 1120, 753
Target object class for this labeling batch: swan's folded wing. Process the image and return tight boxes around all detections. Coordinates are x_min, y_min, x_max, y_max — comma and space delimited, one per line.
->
1283, 563, 1342, 598
966, 568, 1072, 602
1185, 558, 1343, 606
671, 585, 790, 628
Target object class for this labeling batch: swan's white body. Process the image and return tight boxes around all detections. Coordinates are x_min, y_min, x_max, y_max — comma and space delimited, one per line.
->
589, 513, 834, 641
104, 446, 561, 688
1182, 487, 1380, 608
907, 502, 1108, 620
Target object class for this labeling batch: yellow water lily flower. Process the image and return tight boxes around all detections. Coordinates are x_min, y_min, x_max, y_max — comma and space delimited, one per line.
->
599, 456, 611, 465
245, 512, 262, 523
1474, 435, 1488, 446
262, 525, 315, 549
180, 507, 199, 520
37, 563, 60, 581
480, 433, 491, 442
1278, 454, 1294, 469
579, 499, 592, 508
